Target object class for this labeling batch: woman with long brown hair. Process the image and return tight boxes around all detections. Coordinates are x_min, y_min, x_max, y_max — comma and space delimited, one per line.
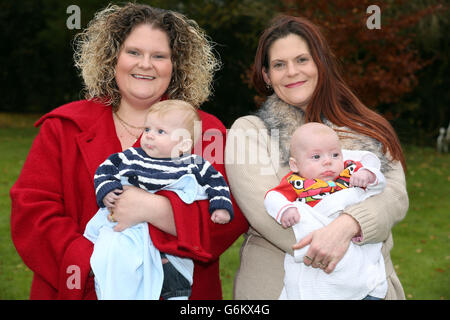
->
225, 15, 408, 299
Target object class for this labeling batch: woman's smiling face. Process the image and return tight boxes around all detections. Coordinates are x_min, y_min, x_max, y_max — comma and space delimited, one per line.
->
115, 24, 173, 108
263, 33, 318, 110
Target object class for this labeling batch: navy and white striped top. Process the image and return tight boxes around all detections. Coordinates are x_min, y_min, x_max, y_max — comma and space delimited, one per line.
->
94, 147, 233, 219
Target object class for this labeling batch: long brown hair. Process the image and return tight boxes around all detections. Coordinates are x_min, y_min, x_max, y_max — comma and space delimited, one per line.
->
253, 15, 406, 171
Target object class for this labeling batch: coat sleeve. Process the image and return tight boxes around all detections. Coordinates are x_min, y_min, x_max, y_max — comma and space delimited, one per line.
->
148, 112, 248, 261
344, 159, 408, 244
10, 119, 93, 299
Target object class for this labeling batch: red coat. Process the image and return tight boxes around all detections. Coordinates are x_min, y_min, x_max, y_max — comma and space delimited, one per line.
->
10, 100, 248, 299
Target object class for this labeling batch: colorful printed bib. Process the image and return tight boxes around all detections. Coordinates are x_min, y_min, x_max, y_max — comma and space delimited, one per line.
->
287, 160, 362, 207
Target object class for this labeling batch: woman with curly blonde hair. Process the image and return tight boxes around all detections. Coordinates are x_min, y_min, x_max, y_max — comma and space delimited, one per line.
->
74, 3, 219, 109
11, 2, 248, 300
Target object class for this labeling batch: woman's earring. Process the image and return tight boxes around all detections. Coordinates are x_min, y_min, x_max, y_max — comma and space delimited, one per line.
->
266, 83, 272, 90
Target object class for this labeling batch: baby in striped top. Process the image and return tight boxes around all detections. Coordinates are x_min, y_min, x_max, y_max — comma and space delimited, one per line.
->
85, 99, 232, 300
95, 99, 233, 224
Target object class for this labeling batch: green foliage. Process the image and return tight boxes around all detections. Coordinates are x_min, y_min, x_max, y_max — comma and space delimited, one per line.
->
182, 0, 279, 126
0, 0, 448, 137
387, 1, 450, 146
142, 0, 278, 126
273, 0, 449, 145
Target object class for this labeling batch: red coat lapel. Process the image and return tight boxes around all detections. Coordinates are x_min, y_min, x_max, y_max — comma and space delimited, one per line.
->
75, 109, 122, 180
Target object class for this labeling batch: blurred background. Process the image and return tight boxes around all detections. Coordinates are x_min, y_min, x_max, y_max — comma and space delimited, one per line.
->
0, 0, 448, 144
0, 0, 448, 300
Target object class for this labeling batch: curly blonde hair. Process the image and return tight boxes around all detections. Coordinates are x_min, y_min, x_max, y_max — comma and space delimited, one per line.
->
74, 2, 221, 109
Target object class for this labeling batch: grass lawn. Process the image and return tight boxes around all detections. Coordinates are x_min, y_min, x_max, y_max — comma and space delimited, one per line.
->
0, 113, 41, 299
0, 113, 448, 300
390, 145, 449, 300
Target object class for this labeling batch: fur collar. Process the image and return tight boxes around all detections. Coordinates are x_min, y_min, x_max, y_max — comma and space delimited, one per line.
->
255, 94, 392, 172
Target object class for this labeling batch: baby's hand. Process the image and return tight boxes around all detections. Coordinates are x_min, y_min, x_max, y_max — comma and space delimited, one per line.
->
280, 207, 300, 228
350, 169, 376, 188
211, 209, 231, 224
103, 189, 123, 208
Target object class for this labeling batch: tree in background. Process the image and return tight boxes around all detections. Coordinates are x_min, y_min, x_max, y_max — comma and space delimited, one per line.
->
156, 0, 279, 126
390, 1, 449, 145
0, 0, 109, 113
248, 0, 447, 144
0, 0, 276, 125
278, 1, 433, 105
0, 0, 447, 145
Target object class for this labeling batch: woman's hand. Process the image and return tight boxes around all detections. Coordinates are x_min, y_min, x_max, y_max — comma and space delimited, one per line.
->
111, 185, 176, 235
292, 213, 360, 273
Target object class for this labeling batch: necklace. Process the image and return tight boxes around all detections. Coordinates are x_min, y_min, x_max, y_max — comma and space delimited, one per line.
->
114, 111, 145, 130
113, 112, 143, 143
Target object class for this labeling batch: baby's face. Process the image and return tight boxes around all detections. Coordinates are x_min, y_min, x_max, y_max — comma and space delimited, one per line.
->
290, 132, 344, 181
140, 110, 192, 158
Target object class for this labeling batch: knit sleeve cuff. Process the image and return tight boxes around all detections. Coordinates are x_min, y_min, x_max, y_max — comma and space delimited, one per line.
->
209, 198, 234, 221
96, 182, 122, 208
345, 206, 378, 245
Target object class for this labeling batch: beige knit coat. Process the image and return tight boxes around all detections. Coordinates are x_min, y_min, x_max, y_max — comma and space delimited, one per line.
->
225, 95, 408, 300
